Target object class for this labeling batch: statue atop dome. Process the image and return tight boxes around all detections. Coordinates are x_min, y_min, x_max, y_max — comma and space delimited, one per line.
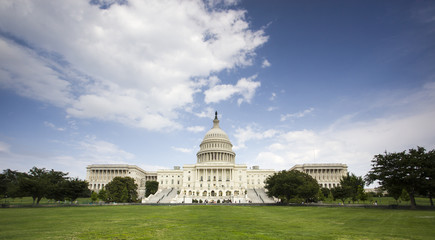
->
213, 111, 219, 128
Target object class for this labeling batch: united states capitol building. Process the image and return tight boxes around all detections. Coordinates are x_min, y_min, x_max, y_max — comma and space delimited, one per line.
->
86, 112, 348, 203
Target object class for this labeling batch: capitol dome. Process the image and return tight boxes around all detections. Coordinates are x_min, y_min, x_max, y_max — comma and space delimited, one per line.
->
197, 112, 235, 164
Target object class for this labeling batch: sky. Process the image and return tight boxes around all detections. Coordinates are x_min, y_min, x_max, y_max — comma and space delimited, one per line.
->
1, 0, 435, 184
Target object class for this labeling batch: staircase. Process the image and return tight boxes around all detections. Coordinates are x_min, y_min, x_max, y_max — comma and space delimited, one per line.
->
146, 189, 171, 203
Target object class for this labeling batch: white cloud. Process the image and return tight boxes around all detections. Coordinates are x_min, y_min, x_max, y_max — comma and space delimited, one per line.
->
253, 82, 435, 179
280, 108, 314, 121
233, 125, 279, 150
204, 75, 261, 105
187, 126, 205, 133
262, 59, 271, 68
267, 106, 278, 111
194, 107, 216, 118
0, 38, 72, 107
0, 141, 10, 153
269, 92, 276, 101
0, 0, 268, 131
172, 146, 194, 153
256, 152, 285, 165
78, 136, 135, 162
44, 121, 66, 131
0, 136, 135, 178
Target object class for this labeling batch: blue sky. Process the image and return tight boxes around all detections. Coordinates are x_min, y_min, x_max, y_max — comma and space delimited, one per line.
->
1, 0, 435, 183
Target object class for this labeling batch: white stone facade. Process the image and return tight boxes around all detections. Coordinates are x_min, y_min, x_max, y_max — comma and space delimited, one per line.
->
290, 163, 348, 189
86, 164, 157, 197
86, 112, 348, 202
156, 113, 275, 203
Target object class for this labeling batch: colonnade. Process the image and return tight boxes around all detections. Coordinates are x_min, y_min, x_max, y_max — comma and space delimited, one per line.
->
304, 168, 345, 181
88, 169, 128, 181
197, 152, 235, 163
195, 168, 233, 182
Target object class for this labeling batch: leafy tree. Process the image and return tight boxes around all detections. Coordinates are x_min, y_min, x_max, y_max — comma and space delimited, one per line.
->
0, 169, 28, 200
145, 181, 159, 197
366, 147, 433, 208
327, 190, 334, 201
400, 189, 410, 202
64, 178, 90, 202
340, 173, 365, 203
120, 187, 128, 203
46, 178, 68, 202
98, 188, 107, 202
330, 186, 349, 204
105, 177, 138, 203
265, 170, 319, 203
91, 191, 98, 202
20, 167, 68, 205
317, 189, 326, 201
419, 149, 435, 206
357, 185, 367, 202
386, 185, 403, 201
320, 187, 330, 199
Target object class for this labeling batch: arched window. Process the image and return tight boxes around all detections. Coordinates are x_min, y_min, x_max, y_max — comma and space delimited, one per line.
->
203, 191, 207, 196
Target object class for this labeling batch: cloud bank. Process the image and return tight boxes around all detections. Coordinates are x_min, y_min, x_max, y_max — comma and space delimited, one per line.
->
0, 0, 268, 131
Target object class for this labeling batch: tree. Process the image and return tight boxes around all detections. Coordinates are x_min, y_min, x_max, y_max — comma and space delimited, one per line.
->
317, 189, 326, 201
366, 147, 434, 209
120, 187, 128, 203
419, 148, 435, 206
340, 173, 365, 203
145, 181, 159, 197
320, 187, 330, 199
0, 169, 28, 200
357, 185, 367, 202
91, 191, 98, 203
265, 170, 319, 203
98, 188, 107, 202
400, 189, 410, 202
330, 186, 349, 204
64, 178, 90, 202
105, 177, 138, 203
20, 167, 68, 205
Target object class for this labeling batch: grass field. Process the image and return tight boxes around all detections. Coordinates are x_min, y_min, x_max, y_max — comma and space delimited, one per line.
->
1, 205, 434, 239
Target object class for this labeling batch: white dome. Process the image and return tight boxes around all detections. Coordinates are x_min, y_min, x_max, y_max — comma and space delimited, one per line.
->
196, 112, 235, 164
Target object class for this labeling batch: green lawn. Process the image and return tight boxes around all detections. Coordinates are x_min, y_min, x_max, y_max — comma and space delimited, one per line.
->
321, 196, 433, 206
2, 197, 93, 205
1, 205, 434, 239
